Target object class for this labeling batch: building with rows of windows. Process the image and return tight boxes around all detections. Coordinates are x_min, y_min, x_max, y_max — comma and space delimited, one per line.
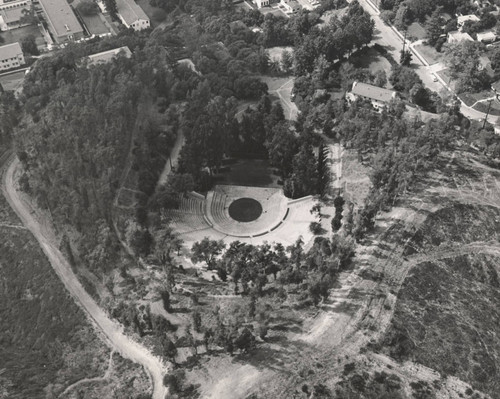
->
0, 42, 25, 71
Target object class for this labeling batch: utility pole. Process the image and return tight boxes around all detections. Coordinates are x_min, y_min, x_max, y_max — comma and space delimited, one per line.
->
483, 99, 493, 129
402, 30, 407, 56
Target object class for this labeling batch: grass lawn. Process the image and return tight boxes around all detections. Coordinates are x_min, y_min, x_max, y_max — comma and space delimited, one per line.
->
407, 22, 427, 41
414, 43, 443, 65
0, 24, 45, 48
473, 99, 500, 116
215, 159, 281, 188
459, 90, 495, 107
259, 75, 298, 120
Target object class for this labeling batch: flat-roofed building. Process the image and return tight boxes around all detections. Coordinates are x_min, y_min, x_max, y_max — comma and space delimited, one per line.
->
0, 42, 25, 71
346, 81, 397, 110
0, 0, 31, 31
38, 0, 84, 43
116, 0, 149, 31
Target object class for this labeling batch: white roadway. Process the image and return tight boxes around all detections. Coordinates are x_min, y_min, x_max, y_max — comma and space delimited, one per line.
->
357, 0, 499, 125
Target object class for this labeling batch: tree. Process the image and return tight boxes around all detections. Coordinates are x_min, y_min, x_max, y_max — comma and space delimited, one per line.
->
390, 65, 422, 93
161, 335, 177, 363
76, 0, 99, 16
129, 228, 153, 257
283, 144, 319, 198
103, 0, 117, 17
192, 309, 202, 332
281, 49, 293, 73
399, 49, 412, 66
234, 327, 256, 353
444, 41, 491, 93
425, 8, 442, 47
161, 290, 170, 312
191, 238, 225, 269
20, 35, 39, 56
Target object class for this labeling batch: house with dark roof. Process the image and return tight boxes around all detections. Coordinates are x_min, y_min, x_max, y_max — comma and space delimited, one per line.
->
346, 81, 397, 110
38, 0, 84, 43
0, 42, 25, 71
116, 0, 149, 31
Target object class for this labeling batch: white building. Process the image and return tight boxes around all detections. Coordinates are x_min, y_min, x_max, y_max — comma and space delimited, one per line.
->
346, 81, 397, 111
477, 31, 496, 43
447, 31, 474, 43
0, 42, 25, 71
254, 0, 269, 8
116, 0, 149, 31
457, 14, 479, 31
281, 0, 300, 13
85, 46, 132, 66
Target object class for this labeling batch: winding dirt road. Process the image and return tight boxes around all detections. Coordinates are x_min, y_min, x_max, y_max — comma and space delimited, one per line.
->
1, 156, 168, 399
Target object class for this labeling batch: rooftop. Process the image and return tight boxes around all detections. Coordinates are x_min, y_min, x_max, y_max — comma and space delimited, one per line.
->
38, 0, 83, 38
86, 46, 132, 65
448, 31, 474, 42
0, 42, 23, 59
477, 31, 496, 41
350, 81, 396, 103
116, 0, 148, 25
457, 14, 480, 24
0, 6, 25, 24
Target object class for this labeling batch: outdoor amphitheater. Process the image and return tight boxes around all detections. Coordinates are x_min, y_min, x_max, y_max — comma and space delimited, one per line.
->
166, 185, 318, 247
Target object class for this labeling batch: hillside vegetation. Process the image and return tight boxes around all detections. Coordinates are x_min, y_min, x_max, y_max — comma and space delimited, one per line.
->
383, 204, 500, 398
0, 191, 150, 398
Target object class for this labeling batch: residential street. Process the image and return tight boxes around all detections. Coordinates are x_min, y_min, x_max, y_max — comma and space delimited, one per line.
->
357, 0, 499, 125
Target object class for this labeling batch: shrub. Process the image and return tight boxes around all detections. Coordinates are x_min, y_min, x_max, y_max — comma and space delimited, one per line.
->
309, 221, 325, 235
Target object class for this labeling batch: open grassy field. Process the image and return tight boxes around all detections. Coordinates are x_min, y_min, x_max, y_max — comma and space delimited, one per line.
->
0, 184, 150, 398
259, 76, 298, 120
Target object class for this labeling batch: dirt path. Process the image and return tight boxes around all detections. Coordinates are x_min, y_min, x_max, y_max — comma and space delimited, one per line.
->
60, 350, 115, 397
2, 157, 168, 399
156, 128, 186, 189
